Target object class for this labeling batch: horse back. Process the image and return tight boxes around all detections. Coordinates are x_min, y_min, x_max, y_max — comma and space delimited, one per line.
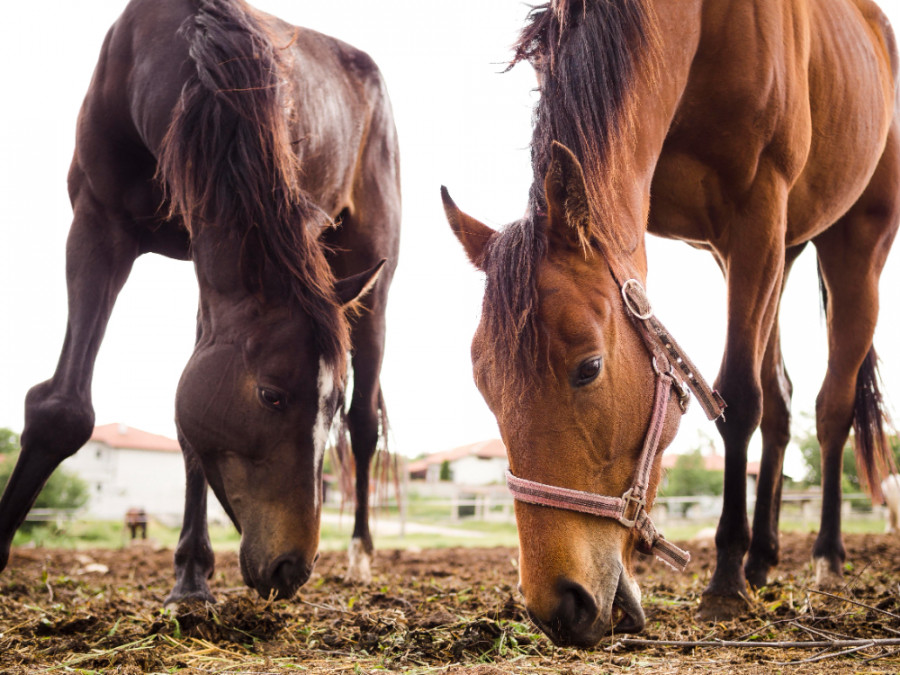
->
71, 0, 395, 249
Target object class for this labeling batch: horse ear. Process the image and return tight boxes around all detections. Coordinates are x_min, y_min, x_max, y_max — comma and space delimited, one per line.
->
441, 186, 496, 269
335, 259, 386, 307
544, 141, 590, 251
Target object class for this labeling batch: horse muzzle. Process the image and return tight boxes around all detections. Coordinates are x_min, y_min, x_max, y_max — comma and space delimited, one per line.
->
240, 547, 318, 600
525, 570, 645, 647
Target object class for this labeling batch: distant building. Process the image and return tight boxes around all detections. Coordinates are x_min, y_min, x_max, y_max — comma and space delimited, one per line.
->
661, 449, 760, 497
61, 423, 227, 524
408, 439, 507, 486
407, 441, 760, 495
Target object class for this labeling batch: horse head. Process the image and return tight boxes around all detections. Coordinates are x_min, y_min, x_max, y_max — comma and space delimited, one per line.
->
444, 143, 699, 646
175, 243, 384, 600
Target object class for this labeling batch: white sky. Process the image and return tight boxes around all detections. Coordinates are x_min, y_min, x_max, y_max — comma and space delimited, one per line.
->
2, 0, 900, 479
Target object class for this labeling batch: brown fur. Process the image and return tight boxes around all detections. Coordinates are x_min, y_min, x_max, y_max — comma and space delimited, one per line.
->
157, 0, 349, 375
0, 0, 400, 605
446, 0, 900, 647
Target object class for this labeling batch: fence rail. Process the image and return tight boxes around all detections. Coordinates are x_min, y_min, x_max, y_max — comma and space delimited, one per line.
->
407, 488, 880, 523
23, 508, 83, 523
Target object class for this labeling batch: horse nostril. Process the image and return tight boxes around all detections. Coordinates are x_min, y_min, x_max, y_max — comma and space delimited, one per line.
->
556, 579, 599, 635
529, 579, 604, 647
267, 554, 313, 598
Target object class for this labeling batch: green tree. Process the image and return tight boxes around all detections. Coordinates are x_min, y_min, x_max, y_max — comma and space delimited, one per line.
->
659, 448, 723, 498
0, 428, 89, 512
439, 459, 452, 481
795, 414, 900, 493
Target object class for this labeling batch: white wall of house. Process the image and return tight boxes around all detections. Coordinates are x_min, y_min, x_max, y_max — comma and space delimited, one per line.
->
61, 440, 228, 524
447, 456, 507, 486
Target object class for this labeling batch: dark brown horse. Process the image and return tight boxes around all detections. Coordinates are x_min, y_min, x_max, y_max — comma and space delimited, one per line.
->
444, 0, 899, 647
0, 0, 400, 602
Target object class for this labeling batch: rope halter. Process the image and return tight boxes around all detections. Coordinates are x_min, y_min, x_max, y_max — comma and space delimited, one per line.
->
506, 278, 725, 572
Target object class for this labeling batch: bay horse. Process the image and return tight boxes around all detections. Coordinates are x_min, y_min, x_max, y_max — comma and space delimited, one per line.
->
0, 0, 400, 602
444, 0, 899, 647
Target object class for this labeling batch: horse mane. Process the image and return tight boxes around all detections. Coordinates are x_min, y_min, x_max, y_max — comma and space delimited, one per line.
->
478, 0, 659, 401
513, 0, 660, 250
157, 0, 349, 373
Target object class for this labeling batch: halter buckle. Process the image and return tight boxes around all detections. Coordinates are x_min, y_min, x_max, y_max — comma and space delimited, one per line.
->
617, 487, 646, 528
673, 377, 691, 413
621, 279, 653, 320
652, 357, 691, 414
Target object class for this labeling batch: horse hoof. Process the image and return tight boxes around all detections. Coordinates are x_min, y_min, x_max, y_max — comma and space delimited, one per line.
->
696, 592, 749, 622
744, 564, 771, 590
813, 557, 843, 588
345, 537, 373, 584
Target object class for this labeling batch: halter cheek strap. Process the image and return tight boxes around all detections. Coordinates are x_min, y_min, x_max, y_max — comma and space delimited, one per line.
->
505, 278, 725, 572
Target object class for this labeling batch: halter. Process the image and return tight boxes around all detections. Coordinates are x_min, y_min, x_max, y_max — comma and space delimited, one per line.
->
506, 277, 726, 572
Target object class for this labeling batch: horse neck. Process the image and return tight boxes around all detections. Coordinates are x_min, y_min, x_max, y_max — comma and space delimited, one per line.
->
532, 0, 703, 269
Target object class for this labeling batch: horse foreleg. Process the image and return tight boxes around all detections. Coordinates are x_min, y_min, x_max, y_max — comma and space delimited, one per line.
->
165, 431, 216, 605
698, 197, 786, 621
0, 196, 138, 570
744, 246, 804, 589
744, 319, 791, 589
344, 315, 388, 584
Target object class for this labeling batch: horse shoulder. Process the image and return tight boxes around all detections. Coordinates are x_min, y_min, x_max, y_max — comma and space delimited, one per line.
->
70, 0, 192, 255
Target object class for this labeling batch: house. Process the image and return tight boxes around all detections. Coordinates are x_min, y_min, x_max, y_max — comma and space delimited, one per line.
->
61, 423, 228, 524
408, 439, 508, 486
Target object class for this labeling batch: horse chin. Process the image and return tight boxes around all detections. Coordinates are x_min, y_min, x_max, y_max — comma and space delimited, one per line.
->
612, 573, 645, 634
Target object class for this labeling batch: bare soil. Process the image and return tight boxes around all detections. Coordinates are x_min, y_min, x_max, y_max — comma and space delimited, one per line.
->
1, 532, 899, 673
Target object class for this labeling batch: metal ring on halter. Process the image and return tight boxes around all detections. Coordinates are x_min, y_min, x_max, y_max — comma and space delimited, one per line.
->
652, 357, 691, 413
621, 278, 653, 320
617, 487, 646, 528
672, 378, 691, 413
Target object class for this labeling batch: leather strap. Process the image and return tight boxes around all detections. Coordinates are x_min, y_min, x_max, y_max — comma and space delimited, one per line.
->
504, 278, 722, 573
506, 368, 692, 571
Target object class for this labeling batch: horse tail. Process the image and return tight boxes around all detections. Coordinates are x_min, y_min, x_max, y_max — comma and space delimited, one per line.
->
157, 0, 348, 371
371, 388, 401, 512
852, 347, 895, 500
817, 263, 895, 500
329, 386, 399, 513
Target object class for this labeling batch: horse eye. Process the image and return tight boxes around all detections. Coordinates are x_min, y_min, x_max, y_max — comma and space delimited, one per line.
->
573, 357, 603, 387
258, 387, 286, 411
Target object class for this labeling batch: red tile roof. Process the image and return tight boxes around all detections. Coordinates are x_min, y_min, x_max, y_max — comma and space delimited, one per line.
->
661, 450, 759, 476
407, 439, 507, 473
91, 424, 180, 453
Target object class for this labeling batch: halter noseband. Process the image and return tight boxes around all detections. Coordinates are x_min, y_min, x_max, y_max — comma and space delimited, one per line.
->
506, 278, 725, 572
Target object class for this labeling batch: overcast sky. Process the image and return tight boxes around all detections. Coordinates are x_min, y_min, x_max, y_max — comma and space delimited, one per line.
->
3, 1, 900, 479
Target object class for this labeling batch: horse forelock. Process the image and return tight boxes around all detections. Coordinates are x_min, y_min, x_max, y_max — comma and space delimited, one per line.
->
513, 0, 661, 257
478, 215, 549, 406
158, 0, 349, 375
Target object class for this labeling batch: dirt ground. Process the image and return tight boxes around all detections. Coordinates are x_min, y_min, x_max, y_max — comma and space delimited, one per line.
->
1, 532, 899, 674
